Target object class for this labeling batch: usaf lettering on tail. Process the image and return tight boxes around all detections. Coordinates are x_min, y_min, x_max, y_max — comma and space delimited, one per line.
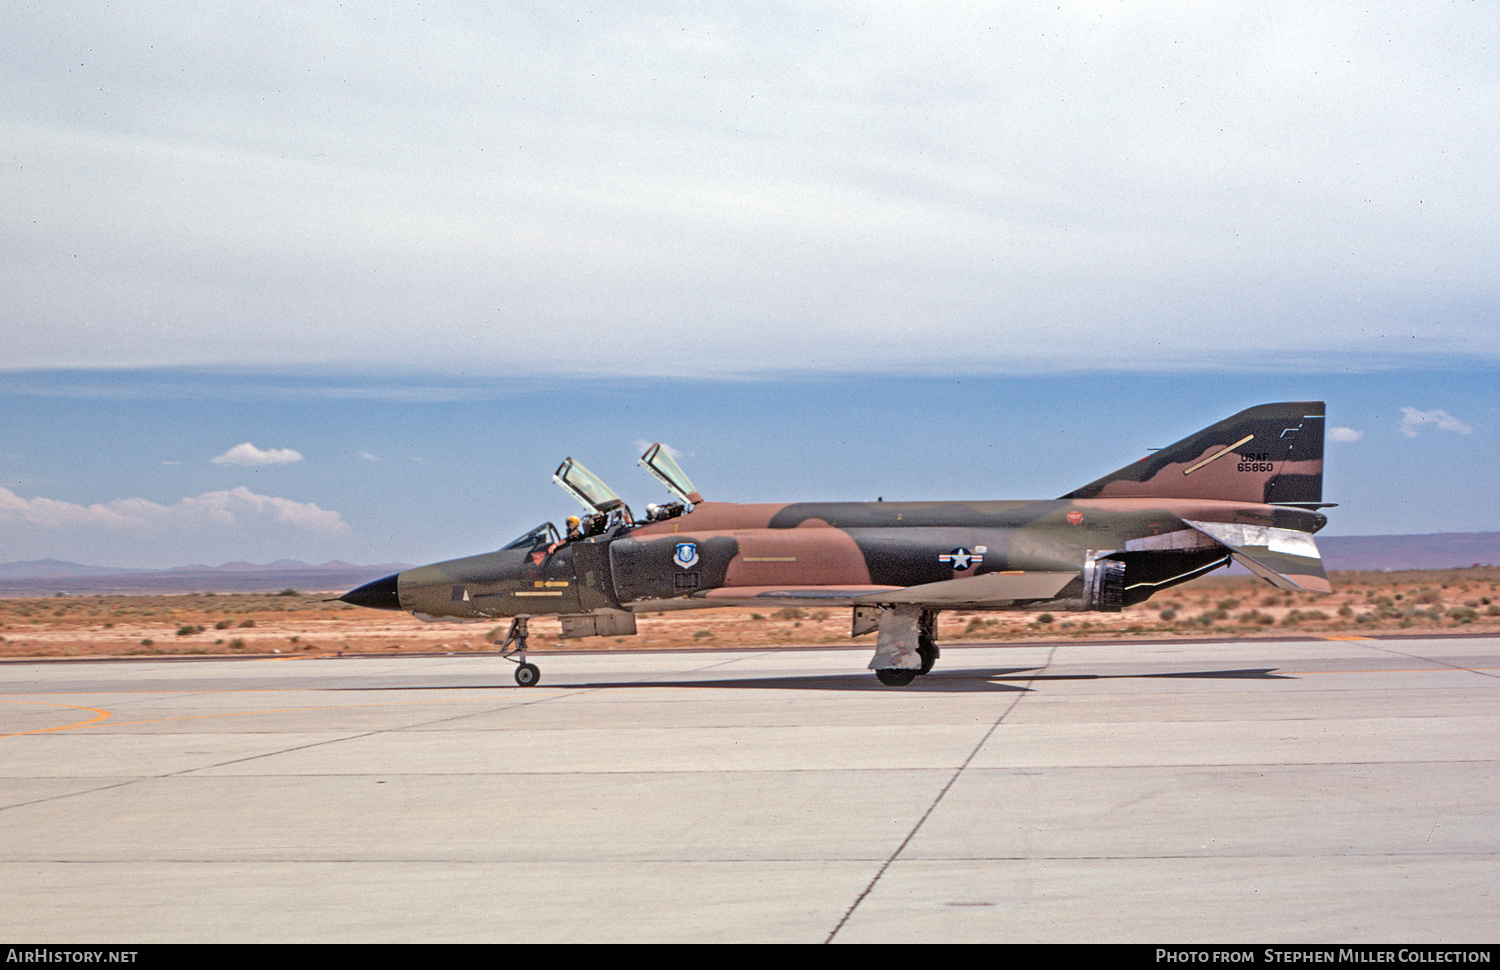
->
340, 402, 1334, 687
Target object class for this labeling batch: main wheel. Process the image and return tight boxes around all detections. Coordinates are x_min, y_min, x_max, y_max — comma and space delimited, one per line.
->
875, 668, 917, 687
917, 638, 939, 675
515, 663, 541, 687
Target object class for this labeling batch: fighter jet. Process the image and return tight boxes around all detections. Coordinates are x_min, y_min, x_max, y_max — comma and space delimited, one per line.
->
340, 402, 1332, 686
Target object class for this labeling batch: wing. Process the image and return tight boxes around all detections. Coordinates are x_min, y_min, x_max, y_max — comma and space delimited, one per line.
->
683, 571, 1078, 610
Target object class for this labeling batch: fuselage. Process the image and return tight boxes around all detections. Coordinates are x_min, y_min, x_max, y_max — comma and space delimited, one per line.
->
343, 496, 1326, 621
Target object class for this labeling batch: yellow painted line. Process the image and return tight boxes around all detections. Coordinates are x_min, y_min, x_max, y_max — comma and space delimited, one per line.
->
102, 696, 500, 728
514, 591, 564, 597
2, 692, 533, 734
2, 687, 474, 697
1, 701, 113, 737
1322, 636, 1373, 641
1183, 434, 1255, 475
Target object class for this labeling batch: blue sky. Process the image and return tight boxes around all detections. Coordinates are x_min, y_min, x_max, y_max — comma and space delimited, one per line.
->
0, 367, 1493, 568
2, 5, 1497, 567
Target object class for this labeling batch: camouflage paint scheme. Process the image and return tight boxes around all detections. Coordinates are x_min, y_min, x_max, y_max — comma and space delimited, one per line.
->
341, 402, 1331, 686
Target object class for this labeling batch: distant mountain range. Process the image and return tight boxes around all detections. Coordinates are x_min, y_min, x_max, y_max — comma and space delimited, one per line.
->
1, 532, 1496, 597
0, 559, 412, 596
1318, 533, 1500, 572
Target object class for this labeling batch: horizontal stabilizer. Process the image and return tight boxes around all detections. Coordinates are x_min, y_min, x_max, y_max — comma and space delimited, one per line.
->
1183, 519, 1331, 593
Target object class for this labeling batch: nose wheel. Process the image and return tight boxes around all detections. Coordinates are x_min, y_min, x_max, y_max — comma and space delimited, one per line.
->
497, 616, 542, 687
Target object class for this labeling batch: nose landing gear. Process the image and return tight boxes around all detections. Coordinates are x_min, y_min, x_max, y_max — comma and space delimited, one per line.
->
497, 616, 542, 687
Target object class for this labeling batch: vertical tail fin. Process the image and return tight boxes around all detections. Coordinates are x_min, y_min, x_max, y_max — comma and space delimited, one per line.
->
1062, 402, 1325, 505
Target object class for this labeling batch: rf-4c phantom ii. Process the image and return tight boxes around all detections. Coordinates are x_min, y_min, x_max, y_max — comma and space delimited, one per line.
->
340, 402, 1333, 687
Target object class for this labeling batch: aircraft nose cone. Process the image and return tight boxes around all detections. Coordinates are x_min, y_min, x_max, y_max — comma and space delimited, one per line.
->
339, 573, 402, 611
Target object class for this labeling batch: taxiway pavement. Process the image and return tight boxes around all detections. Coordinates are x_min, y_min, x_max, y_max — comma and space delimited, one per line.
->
2, 636, 1497, 943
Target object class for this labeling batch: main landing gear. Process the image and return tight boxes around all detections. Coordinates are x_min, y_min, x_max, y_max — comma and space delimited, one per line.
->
876, 635, 939, 686
497, 616, 541, 687
871, 608, 940, 687
917, 634, 939, 675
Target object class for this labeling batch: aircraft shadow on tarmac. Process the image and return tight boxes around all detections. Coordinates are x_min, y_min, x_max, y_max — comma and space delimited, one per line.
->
331, 666, 1292, 694
567, 666, 1295, 692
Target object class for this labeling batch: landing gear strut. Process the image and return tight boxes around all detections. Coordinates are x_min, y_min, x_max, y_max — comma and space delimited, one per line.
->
497, 615, 541, 687
917, 609, 939, 675
916, 639, 938, 675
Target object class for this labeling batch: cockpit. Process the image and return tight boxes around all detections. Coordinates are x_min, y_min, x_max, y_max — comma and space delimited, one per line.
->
502, 443, 703, 551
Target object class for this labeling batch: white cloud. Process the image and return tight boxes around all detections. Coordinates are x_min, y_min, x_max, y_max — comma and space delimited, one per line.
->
633, 440, 688, 459
0, 485, 352, 568
1398, 407, 1473, 438
212, 442, 304, 466
358, 451, 379, 461
0, 486, 347, 534
1328, 426, 1363, 442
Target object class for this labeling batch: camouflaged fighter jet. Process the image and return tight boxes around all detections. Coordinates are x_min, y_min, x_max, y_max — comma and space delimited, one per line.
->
340, 402, 1332, 687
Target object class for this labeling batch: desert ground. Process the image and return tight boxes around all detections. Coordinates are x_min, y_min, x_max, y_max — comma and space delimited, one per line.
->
1, 567, 1497, 660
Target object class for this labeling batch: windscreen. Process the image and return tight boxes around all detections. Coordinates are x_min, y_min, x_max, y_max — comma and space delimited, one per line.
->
500, 522, 559, 550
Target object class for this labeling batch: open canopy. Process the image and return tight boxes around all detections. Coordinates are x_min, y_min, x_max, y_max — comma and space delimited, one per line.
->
638, 443, 704, 505
553, 458, 626, 513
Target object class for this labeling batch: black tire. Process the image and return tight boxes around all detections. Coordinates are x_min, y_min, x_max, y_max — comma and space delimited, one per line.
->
515, 663, 541, 687
875, 668, 917, 687
917, 638, 939, 675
